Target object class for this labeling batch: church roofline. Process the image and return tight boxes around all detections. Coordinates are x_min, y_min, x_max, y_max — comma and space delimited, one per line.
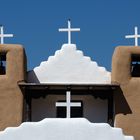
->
18, 82, 120, 90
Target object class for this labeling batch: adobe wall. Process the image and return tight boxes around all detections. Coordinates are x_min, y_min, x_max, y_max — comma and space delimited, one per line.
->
112, 46, 140, 140
0, 44, 26, 130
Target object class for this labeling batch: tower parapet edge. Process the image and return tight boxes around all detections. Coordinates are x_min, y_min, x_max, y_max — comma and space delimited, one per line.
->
0, 44, 27, 130
112, 46, 140, 140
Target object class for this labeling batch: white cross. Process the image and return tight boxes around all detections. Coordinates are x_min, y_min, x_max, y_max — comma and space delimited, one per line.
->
0, 26, 13, 44
125, 26, 140, 46
59, 20, 80, 44
56, 91, 81, 118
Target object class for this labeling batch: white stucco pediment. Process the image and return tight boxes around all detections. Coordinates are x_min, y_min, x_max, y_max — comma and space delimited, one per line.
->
0, 118, 134, 140
28, 44, 111, 84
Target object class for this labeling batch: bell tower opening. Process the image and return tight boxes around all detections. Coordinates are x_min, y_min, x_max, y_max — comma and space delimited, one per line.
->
131, 54, 140, 77
0, 53, 6, 75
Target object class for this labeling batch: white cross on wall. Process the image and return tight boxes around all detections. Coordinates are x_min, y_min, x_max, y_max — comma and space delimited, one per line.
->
59, 19, 80, 44
125, 26, 140, 46
0, 26, 13, 44
56, 91, 81, 118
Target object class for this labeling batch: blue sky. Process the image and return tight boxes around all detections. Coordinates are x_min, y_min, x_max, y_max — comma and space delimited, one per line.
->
0, 0, 140, 71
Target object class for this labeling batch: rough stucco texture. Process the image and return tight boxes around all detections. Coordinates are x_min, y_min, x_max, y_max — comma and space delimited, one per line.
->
112, 46, 140, 140
0, 44, 26, 131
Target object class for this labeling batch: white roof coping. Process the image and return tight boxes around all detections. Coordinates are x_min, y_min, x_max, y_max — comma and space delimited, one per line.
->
28, 44, 111, 84
0, 118, 134, 140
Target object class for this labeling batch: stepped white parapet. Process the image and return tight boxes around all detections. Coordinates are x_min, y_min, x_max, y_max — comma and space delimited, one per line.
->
0, 118, 134, 140
28, 44, 111, 84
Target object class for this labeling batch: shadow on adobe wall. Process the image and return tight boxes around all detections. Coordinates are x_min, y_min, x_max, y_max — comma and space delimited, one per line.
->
114, 87, 132, 115
27, 70, 40, 83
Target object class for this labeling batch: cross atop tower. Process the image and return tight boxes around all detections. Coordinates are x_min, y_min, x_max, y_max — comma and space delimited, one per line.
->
0, 26, 14, 44
59, 20, 80, 44
125, 26, 140, 46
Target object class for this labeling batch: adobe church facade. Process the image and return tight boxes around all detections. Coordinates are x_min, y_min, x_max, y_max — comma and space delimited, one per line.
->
0, 44, 26, 130
0, 23, 140, 140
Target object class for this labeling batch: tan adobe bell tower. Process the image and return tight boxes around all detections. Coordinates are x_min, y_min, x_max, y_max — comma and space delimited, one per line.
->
112, 46, 140, 140
0, 44, 26, 130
